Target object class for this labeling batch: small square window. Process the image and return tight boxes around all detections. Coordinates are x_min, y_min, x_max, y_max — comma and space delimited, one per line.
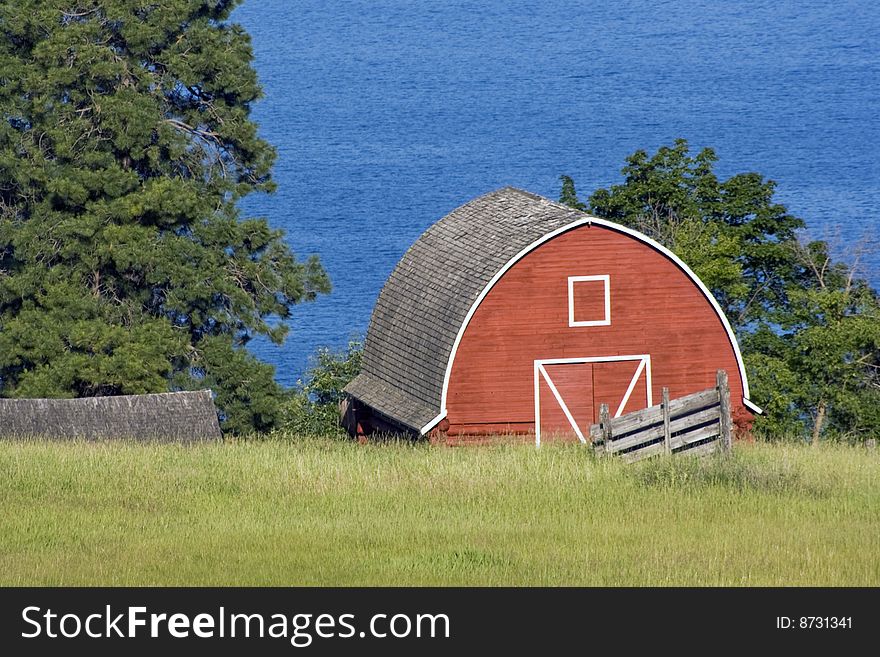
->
568, 275, 611, 327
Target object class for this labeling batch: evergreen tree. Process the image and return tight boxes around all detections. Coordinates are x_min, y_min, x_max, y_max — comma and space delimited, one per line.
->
558, 174, 586, 211
0, 1, 330, 433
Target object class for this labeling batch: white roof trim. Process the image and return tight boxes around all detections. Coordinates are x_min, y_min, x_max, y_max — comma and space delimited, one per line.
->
420, 215, 757, 435
419, 411, 447, 435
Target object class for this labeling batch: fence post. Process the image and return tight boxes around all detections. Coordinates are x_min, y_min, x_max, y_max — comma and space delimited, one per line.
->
717, 369, 732, 453
600, 403, 612, 456
662, 387, 672, 455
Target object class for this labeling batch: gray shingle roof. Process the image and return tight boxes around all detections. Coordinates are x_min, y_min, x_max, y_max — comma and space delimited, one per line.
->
345, 187, 586, 432
0, 390, 222, 441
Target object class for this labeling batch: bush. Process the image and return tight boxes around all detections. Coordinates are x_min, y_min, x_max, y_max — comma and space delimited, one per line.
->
282, 339, 363, 436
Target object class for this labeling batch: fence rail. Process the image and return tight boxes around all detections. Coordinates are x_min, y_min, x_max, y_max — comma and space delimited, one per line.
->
589, 370, 732, 463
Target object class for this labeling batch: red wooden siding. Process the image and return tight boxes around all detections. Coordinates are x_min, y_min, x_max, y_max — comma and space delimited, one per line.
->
444, 224, 747, 439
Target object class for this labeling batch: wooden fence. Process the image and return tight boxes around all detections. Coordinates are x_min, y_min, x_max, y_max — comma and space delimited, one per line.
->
589, 370, 732, 463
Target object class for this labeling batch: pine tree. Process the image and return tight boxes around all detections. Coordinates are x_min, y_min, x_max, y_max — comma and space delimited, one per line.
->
558, 174, 586, 211
0, 1, 330, 433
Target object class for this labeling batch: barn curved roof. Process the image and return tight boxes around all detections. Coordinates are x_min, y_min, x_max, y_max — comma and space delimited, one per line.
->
345, 187, 755, 433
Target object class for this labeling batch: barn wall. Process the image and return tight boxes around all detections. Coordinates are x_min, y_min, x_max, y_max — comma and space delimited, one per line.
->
445, 224, 748, 439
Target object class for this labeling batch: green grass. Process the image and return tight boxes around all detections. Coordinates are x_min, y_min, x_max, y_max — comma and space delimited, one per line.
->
0, 438, 878, 585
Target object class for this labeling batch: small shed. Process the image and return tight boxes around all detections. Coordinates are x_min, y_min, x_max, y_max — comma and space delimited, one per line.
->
0, 390, 221, 442
344, 188, 759, 442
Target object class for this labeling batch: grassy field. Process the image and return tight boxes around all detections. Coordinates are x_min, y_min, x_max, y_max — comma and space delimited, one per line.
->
0, 438, 878, 586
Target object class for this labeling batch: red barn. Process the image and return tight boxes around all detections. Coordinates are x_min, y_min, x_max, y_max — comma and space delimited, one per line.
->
344, 188, 760, 443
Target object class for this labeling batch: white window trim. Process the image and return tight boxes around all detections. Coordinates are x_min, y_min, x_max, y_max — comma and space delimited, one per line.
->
567, 275, 611, 327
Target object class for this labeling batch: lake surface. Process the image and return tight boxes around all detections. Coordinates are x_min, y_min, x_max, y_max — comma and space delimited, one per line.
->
232, 0, 880, 385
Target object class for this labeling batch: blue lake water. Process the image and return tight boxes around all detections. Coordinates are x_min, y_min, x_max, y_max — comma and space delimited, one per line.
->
232, 0, 880, 385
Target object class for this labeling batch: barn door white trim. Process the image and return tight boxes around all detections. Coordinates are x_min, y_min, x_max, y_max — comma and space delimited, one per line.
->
533, 354, 652, 447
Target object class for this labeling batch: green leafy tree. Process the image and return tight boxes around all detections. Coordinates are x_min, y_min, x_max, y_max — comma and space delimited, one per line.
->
0, 1, 330, 433
586, 139, 803, 331
564, 140, 880, 442
745, 239, 880, 442
283, 339, 362, 437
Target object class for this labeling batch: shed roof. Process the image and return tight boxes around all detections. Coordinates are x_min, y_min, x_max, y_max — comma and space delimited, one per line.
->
345, 187, 755, 434
0, 390, 222, 441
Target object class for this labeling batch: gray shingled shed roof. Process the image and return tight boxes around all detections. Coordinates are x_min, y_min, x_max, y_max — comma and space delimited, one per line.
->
345, 187, 587, 433
0, 390, 222, 441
